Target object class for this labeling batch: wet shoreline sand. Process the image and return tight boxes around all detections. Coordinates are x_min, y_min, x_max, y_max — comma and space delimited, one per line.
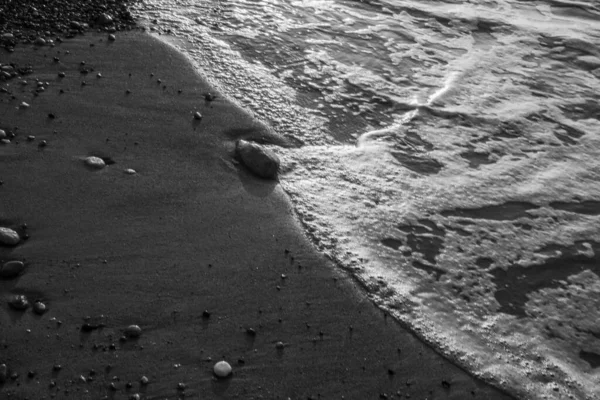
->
0, 31, 514, 399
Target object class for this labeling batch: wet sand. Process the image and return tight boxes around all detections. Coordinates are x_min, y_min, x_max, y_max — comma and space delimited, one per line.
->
0, 31, 514, 399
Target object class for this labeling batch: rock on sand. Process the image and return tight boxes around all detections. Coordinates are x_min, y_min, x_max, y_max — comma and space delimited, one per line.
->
124, 324, 142, 338
84, 156, 106, 169
235, 140, 280, 179
0, 227, 20, 246
213, 361, 232, 378
0, 261, 25, 278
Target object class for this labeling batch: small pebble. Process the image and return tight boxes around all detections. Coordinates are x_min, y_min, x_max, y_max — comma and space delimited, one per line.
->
33, 301, 47, 315
108, 34, 116, 41
0, 260, 25, 278
97, 73, 102, 78
213, 361, 232, 378
20, 102, 30, 108
140, 376, 149, 385
275, 341, 285, 349
124, 168, 136, 175
124, 324, 142, 338
177, 382, 186, 390
193, 111, 202, 120
84, 156, 106, 169
130, 394, 140, 400
27, 135, 35, 141
0, 129, 5, 139
39, 140, 47, 148
58, 72, 65, 78
0, 227, 20, 246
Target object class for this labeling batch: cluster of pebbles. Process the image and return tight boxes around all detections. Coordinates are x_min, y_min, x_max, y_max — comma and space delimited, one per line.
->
0, 0, 136, 50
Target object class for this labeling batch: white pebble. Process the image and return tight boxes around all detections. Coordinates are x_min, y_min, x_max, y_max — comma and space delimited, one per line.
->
193, 111, 202, 120
0, 227, 20, 246
213, 361, 232, 378
0, 129, 5, 139
124, 168, 136, 175
20, 102, 30, 108
84, 156, 106, 169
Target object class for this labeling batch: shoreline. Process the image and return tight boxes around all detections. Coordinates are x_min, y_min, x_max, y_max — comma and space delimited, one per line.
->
0, 28, 514, 400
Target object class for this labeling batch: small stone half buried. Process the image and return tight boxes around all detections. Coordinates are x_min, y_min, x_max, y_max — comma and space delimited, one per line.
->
84, 156, 106, 169
124, 324, 142, 338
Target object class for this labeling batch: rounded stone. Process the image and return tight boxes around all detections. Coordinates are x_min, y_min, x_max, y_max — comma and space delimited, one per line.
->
8, 294, 29, 310
124, 324, 142, 338
34, 37, 46, 46
0, 364, 6, 383
193, 111, 202, 120
85, 156, 106, 169
124, 168, 136, 175
0, 227, 20, 246
213, 361, 232, 378
0, 129, 6, 139
33, 301, 47, 315
108, 34, 116, 41
0, 261, 25, 278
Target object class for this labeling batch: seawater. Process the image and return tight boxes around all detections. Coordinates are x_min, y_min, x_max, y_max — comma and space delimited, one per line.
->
130, 1, 600, 398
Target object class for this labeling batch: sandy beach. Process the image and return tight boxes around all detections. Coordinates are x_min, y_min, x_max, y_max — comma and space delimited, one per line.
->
0, 26, 516, 400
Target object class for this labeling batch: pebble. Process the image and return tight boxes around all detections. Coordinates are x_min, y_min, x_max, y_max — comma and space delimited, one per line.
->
140, 376, 149, 385
34, 37, 46, 46
20, 102, 30, 108
213, 361, 232, 378
27, 135, 35, 141
124, 324, 142, 338
124, 168, 136, 175
58, 72, 66, 78
177, 382, 186, 391
0, 129, 5, 139
84, 156, 106, 169
0, 260, 25, 278
8, 294, 29, 310
0, 364, 6, 383
1, 139, 10, 145
98, 13, 114, 25
193, 111, 202, 120
33, 301, 47, 315
275, 341, 285, 349
0, 227, 20, 246
108, 34, 116, 41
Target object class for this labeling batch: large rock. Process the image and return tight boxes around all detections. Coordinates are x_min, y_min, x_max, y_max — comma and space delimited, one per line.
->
235, 140, 280, 179
0, 227, 19, 246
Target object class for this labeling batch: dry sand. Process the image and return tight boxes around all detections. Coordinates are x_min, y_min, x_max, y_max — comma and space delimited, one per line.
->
0, 31, 515, 399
